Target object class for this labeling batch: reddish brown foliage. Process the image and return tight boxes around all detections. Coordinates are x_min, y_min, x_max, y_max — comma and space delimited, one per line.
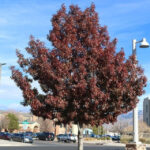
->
11, 4, 146, 126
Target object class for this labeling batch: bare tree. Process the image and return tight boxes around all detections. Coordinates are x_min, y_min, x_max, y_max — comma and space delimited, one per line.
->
107, 119, 130, 135
139, 121, 150, 133
37, 118, 54, 132
0, 115, 9, 131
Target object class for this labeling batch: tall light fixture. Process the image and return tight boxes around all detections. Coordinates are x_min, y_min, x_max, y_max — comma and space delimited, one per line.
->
132, 38, 149, 143
0, 63, 6, 81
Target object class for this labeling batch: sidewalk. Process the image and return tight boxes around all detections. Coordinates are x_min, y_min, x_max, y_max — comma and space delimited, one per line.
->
0, 140, 33, 146
83, 140, 150, 148
83, 139, 125, 146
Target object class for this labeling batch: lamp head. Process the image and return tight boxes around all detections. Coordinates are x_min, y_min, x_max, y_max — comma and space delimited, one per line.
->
140, 38, 149, 48
0, 63, 6, 66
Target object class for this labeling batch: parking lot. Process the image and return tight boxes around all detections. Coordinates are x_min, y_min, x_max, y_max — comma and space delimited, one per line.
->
1, 139, 150, 150
0, 138, 125, 146
0, 139, 125, 150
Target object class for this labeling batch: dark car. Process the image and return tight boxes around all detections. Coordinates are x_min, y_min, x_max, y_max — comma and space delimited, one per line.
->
38, 132, 55, 141
57, 134, 77, 143
25, 132, 33, 136
57, 134, 65, 142
112, 136, 120, 142
0, 132, 12, 140
101, 134, 112, 138
36, 132, 42, 138
90, 134, 100, 138
24, 132, 38, 140
11, 133, 33, 143
2, 132, 13, 140
0, 132, 5, 139
32, 133, 38, 140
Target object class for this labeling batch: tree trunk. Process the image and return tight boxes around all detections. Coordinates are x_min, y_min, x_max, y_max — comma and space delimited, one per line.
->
78, 124, 83, 150
65, 124, 68, 134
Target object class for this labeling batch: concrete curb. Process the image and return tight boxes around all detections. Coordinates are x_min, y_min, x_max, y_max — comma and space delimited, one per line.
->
0, 140, 33, 146
83, 140, 125, 146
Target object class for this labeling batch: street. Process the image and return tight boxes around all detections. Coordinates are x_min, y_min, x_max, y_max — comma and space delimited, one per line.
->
0, 140, 150, 150
0, 146, 125, 150
32, 140, 125, 150
0, 140, 126, 150
0, 139, 125, 150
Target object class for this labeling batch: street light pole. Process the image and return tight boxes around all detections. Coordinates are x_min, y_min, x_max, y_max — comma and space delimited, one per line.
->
132, 38, 149, 144
0, 63, 6, 81
132, 39, 139, 144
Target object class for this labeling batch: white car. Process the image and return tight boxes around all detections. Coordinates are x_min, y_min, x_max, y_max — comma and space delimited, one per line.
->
68, 134, 77, 143
57, 134, 77, 143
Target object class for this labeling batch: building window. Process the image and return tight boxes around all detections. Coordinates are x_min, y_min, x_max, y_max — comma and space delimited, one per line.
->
146, 118, 148, 124
146, 105, 148, 112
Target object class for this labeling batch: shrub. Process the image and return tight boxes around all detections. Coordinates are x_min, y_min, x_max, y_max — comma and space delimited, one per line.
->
120, 135, 132, 144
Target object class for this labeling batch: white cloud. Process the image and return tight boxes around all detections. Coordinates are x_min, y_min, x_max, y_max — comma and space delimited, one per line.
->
99, 0, 150, 32
143, 64, 150, 83
111, 0, 150, 14
0, 76, 16, 87
0, 1, 62, 27
7, 103, 30, 112
0, 75, 23, 101
0, 58, 18, 67
0, 34, 11, 40
0, 89, 5, 94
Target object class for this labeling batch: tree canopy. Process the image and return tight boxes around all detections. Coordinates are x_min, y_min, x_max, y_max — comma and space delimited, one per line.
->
7, 113, 19, 132
11, 4, 146, 127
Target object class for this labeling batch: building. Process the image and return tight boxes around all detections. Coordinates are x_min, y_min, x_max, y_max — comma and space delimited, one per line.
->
19, 120, 40, 132
55, 124, 66, 135
83, 128, 93, 135
72, 124, 78, 135
143, 97, 150, 126
0, 111, 80, 135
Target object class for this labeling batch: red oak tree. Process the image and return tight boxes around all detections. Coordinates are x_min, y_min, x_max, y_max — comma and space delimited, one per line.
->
11, 4, 146, 150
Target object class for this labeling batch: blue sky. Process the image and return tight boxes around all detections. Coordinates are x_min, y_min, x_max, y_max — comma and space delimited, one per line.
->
0, 0, 150, 112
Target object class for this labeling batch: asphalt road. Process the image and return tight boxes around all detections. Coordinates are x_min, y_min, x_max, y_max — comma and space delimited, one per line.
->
0, 146, 149, 150
0, 140, 125, 150
0, 140, 150, 150
0, 140, 124, 150
0, 146, 125, 150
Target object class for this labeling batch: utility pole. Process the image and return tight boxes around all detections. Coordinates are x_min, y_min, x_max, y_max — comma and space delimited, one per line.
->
0, 63, 6, 81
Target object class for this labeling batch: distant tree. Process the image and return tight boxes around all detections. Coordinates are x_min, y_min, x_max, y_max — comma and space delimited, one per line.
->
7, 113, 19, 132
110, 120, 129, 135
0, 115, 9, 131
92, 125, 104, 135
139, 121, 150, 133
11, 4, 147, 150
121, 121, 150, 135
37, 118, 54, 132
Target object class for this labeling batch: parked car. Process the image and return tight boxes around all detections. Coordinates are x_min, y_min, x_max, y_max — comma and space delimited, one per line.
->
68, 134, 77, 143
24, 132, 38, 140
32, 133, 38, 140
0, 132, 12, 140
57, 134, 64, 142
36, 132, 42, 139
57, 134, 77, 143
90, 134, 100, 138
101, 134, 112, 138
11, 133, 33, 143
24, 132, 33, 136
112, 136, 120, 142
0, 132, 5, 139
38, 132, 55, 141
2, 132, 13, 140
